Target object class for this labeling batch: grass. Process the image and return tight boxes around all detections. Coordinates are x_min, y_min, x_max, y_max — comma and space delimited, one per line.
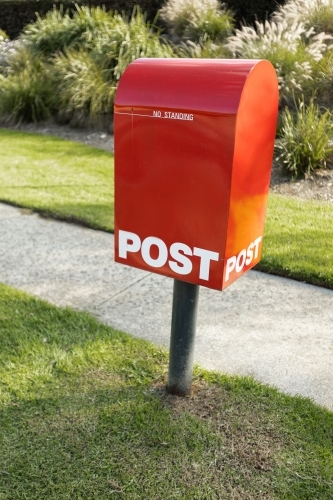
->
0, 128, 114, 230
0, 282, 332, 499
258, 194, 333, 289
0, 129, 332, 289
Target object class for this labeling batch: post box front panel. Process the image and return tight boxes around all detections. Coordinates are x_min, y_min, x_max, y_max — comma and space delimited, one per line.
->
115, 107, 236, 290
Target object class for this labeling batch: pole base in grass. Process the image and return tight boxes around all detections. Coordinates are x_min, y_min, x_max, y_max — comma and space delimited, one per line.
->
166, 383, 191, 397
167, 280, 199, 398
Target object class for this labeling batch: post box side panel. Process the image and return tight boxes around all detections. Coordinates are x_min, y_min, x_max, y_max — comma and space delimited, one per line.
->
115, 58, 259, 116
222, 60, 279, 289
114, 108, 236, 290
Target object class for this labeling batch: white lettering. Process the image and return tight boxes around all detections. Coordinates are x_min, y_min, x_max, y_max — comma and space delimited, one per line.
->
118, 230, 141, 258
253, 236, 262, 258
141, 237, 168, 268
225, 256, 236, 282
169, 242, 192, 275
193, 247, 219, 281
224, 236, 263, 282
236, 249, 246, 273
245, 243, 254, 265
118, 231, 219, 281
159, 111, 194, 121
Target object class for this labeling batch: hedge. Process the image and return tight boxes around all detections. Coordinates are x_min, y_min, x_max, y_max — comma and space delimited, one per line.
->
225, 0, 287, 26
0, 0, 288, 39
0, 0, 164, 39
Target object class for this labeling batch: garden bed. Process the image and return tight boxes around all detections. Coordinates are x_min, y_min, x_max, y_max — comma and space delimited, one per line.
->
3, 119, 333, 203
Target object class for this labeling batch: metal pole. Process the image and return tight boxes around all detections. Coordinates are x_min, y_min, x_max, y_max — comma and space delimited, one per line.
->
166, 279, 200, 396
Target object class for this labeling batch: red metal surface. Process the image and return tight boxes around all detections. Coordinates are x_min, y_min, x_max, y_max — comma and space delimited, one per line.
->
114, 58, 278, 290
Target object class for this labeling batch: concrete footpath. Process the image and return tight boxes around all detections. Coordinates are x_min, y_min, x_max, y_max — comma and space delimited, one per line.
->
0, 202, 333, 409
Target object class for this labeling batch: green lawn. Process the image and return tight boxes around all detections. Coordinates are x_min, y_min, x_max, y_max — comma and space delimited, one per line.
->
0, 128, 332, 289
0, 283, 332, 499
0, 129, 114, 231
259, 194, 333, 289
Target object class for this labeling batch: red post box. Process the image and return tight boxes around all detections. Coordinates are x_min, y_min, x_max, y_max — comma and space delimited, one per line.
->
114, 58, 278, 290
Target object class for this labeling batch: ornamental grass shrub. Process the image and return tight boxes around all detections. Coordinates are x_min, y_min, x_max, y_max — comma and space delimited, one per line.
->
0, 6, 174, 124
308, 0, 333, 35
176, 34, 230, 57
54, 49, 116, 122
0, 29, 9, 40
275, 97, 333, 176
273, 0, 333, 35
225, 16, 332, 105
53, 8, 173, 121
2, 0, 333, 130
273, 2, 333, 107
309, 49, 333, 107
0, 30, 22, 74
90, 8, 174, 82
0, 37, 15, 73
22, 5, 114, 57
160, 0, 234, 42
0, 50, 55, 122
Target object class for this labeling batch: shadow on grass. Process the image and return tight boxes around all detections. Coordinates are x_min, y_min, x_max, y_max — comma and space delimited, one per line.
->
0, 198, 114, 232
1, 379, 333, 500
0, 284, 333, 498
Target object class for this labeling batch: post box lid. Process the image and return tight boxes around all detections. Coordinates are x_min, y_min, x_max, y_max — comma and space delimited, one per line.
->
115, 58, 274, 116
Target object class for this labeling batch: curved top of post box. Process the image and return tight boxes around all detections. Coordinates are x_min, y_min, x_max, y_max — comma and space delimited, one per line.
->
115, 58, 276, 115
